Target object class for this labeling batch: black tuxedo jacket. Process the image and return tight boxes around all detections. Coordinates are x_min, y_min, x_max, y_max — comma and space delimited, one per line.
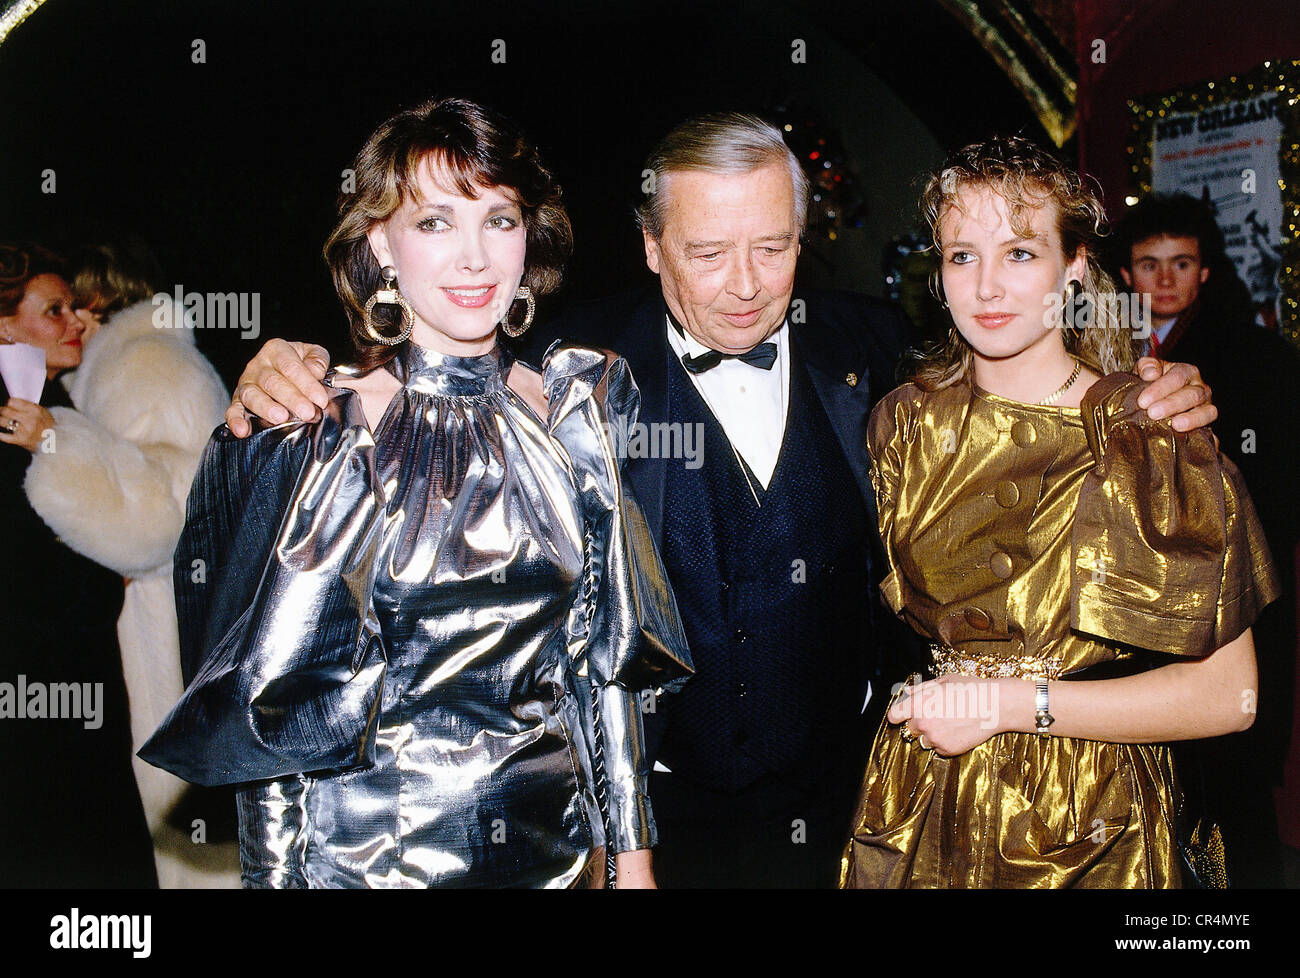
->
522, 286, 925, 721
529, 287, 904, 540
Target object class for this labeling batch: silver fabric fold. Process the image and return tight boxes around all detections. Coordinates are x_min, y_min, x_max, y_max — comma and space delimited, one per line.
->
141, 341, 691, 887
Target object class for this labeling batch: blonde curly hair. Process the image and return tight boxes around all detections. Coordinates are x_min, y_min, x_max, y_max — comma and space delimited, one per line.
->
909, 135, 1140, 391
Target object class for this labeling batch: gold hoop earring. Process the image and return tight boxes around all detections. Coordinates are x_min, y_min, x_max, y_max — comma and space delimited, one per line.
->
500, 285, 535, 339
362, 266, 414, 346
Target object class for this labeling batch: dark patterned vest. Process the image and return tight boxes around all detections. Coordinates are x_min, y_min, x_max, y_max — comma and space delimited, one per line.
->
657, 341, 872, 794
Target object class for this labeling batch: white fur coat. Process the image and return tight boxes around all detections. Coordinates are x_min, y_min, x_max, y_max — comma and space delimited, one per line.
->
24, 298, 237, 887
25, 299, 228, 578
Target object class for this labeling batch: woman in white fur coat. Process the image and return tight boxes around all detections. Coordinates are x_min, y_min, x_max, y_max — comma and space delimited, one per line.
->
23, 245, 239, 887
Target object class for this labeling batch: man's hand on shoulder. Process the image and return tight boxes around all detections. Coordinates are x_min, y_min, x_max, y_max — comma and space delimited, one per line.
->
1135, 356, 1217, 432
226, 339, 332, 438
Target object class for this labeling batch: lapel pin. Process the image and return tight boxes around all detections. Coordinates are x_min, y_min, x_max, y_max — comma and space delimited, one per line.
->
845, 372, 859, 387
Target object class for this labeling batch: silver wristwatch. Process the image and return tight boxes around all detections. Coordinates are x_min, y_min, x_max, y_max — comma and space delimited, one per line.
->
1034, 679, 1055, 737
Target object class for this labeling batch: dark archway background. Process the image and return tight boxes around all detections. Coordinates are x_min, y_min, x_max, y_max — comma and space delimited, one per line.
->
0, 0, 1038, 384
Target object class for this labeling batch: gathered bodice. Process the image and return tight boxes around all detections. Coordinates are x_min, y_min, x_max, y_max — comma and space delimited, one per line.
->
141, 340, 693, 888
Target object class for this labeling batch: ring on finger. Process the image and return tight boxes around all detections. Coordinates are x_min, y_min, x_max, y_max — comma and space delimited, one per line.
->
900, 722, 915, 743
918, 734, 932, 751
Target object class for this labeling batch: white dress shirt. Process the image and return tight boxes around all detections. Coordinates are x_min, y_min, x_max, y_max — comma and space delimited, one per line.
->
665, 317, 790, 489
1154, 315, 1178, 346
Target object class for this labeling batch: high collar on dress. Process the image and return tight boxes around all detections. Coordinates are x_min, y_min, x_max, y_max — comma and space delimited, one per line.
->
389, 342, 511, 398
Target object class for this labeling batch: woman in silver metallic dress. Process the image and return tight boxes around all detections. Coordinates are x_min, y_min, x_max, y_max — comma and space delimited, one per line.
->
140, 96, 692, 888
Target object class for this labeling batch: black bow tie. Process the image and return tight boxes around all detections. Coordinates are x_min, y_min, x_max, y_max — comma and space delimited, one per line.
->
680, 343, 778, 374
666, 307, 780, 374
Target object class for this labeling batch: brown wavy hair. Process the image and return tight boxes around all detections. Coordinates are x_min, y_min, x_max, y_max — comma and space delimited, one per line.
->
323, 96, 574, 370
909, 135, 1140, 391
0, 242, 66, 317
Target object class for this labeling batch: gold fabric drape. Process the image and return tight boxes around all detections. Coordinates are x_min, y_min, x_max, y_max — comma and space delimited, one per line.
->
842, 373, 1277, 888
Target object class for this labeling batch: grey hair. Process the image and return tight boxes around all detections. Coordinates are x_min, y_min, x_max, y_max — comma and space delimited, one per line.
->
635, 112, 810, 238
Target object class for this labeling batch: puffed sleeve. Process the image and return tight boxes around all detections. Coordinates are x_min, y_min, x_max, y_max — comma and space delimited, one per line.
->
235, 778, 312, 888
866, 384, 923, 616
542, 342, 693, 852
1071, 373, 1279, 655
137, 386, 388, 789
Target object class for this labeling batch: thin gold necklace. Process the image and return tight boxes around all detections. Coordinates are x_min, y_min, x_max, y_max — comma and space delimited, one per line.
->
1038, 358, 1082, 406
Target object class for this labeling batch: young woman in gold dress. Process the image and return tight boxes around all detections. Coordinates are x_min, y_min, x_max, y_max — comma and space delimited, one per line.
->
840, 136, 1278, 888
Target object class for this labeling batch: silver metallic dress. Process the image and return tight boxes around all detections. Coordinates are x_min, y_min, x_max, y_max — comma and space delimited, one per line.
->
140, 342, 692, 888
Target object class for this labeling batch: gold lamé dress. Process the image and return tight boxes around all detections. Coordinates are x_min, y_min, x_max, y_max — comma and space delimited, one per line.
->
840, 372, 1278, 889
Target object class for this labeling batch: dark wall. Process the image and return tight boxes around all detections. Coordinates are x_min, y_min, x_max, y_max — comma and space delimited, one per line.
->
0, 0, 945, 386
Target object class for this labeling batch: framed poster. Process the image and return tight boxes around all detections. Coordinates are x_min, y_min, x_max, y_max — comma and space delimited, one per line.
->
1128, 60, 1300, 348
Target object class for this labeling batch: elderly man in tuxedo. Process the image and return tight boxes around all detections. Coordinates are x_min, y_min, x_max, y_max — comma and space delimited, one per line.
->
221, 113, 1217, 887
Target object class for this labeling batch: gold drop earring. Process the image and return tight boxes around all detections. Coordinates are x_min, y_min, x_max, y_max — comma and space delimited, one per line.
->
362, 266, 415, 345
